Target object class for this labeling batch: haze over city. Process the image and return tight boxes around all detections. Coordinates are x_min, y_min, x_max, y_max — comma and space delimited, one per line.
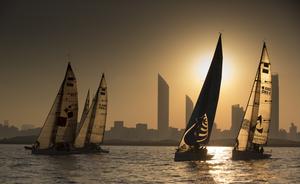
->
0, 0, 299, 131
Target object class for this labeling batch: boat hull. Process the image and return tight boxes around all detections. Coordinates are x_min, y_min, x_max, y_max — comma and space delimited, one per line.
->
232, 149, 271, 160
174, 149, 213, 162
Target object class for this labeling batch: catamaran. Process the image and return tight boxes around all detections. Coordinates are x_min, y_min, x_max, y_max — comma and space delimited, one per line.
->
174, 35, 223, 161
73, 74, 108, 153
25, 63, 79, 155
232, 42, 272, 160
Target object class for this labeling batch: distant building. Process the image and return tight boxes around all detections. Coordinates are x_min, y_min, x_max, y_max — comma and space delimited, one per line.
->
136, 123, 148, 141
270, 74, 279, 138
185, 95, 194, 125
288, 123, 297, 141
210, 122, 222, 140
157, 74, 169, 139
230, 104, 244, 137
105, 121, 161, 141
109, 121, 125, 140
114, 121, 124, 129
278, 128, 288, 139
136, 123, 147, 131
21, 124, 35, 131
3, 120, 9, 127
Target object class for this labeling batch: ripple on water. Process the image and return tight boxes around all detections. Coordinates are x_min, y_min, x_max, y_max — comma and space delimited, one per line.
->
1, 145, 300, 184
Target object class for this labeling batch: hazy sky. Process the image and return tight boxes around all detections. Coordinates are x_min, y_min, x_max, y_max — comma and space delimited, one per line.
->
0, 0, 299, 131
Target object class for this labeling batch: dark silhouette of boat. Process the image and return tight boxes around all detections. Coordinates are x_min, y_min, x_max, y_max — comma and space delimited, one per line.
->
174, 34, 223, 161
24, 63, 109, 155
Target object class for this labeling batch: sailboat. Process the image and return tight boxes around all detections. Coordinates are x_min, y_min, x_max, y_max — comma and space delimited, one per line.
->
25, 63, 79, 155
174, 35, 223, 161
73, 74, 109, 153
232, 43, 272, 160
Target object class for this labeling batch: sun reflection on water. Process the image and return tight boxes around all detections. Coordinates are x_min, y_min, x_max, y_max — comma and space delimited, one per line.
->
187, 146, 279, 183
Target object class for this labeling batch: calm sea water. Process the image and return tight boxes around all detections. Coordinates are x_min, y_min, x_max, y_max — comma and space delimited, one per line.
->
0, 145, 299, 184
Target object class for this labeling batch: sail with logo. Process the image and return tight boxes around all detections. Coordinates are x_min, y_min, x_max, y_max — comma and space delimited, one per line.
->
174, 34, 223, 161
73, 74, 109, 153
232, 42, 272, 160
25, 63, 79, 154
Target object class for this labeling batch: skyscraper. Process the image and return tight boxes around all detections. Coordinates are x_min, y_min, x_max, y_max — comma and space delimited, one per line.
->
231, 104, 244, 137
270, 74, 279, 138
185, 95, 194, 125
157, 74, 169, 139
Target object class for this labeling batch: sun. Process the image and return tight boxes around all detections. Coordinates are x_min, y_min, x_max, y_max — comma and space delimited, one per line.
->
193, 55, 233, 84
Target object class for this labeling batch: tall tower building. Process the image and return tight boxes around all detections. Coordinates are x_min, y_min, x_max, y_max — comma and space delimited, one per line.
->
270, 74, 279, 138
185, 95, 194, 125
157, 74, 169, 139
231, 104, 244, 137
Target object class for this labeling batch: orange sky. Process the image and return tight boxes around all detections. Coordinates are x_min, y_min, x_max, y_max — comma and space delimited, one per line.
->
0, 1, 299, 131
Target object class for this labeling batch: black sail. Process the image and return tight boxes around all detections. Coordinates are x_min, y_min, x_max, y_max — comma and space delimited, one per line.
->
178, 35, 223, 150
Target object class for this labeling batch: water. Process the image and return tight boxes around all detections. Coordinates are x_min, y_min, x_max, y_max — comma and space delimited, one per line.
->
0, 145, 299, 184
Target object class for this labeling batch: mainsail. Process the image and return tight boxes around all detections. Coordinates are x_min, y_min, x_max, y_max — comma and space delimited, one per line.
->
235, 43, 272, 151
36, 63, 78, 149
74, 74, 108, 148
77, 90, 90, 133
178, 35, 223, 151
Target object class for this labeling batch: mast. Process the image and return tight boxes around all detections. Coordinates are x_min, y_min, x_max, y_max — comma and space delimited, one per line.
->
178, 34, 223, 151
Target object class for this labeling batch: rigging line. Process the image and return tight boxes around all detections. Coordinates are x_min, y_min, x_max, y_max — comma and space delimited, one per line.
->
234, 59, 261, 148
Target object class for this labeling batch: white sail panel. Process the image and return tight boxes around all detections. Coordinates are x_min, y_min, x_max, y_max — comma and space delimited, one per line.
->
236, 72, 260, 151
253, 45, 272, 145
74, 97, 95, 148
235, 43, 272, 150
178, 123, 196, 151
89, 75, 108, 144
77, 90, 90, 133
55, 64, 78, 144
36, 86, 63, 149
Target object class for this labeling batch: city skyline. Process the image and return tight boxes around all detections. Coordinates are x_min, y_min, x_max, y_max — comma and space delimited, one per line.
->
0, 1, 300, 131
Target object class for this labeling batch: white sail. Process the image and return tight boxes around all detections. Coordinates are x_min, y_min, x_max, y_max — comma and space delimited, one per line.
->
235, 43, 272, 150
252, 44, 272, 145
74, 74, 108, 148
54, 64, 78, 144
77, 90, 90, 133
36, 63, 78, 149
74, 96, 96, 148
236, 71, 260, 151
89, 74, 108, 144
36, 85, 63, 149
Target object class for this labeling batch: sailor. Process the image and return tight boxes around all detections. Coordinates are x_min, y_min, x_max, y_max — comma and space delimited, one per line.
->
234, 138, 239, 150
33, 141, 40, 150
259, 147, 264, 153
